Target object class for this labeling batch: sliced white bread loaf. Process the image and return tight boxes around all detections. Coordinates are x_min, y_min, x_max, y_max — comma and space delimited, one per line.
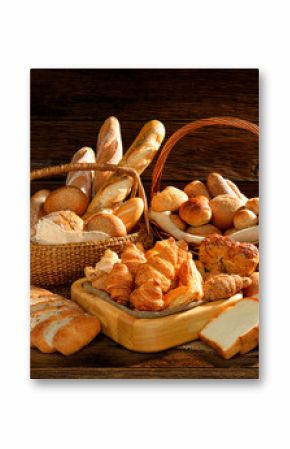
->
200, 298, 259, 359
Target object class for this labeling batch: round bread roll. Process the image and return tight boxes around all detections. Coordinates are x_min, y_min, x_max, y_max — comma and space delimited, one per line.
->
187, 224, 222, 237
179, 196, 212, 226
170, 214, 187, 231
233, 209, 258, 230
151, 186, 188, 212
44, 186, 89, 216
243, 272, 259, 297
115, 198, 144, 232
245, 197, 259, 216
209, 194, 244, 230
184, 180, 210, 199
85, 212, 127, 237
42, 210, 84, 231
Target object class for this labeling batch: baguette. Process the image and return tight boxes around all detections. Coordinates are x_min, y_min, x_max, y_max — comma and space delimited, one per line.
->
66, 146, 96, 197
207, 173, 238, 197
94, 117, 123, 195
115, 198, 144, 232
85, 120, 165, 216
30, 189, 51, 237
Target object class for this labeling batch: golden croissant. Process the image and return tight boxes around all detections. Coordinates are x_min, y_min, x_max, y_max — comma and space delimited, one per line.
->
84, 249, 120, 289
130, 279, 165, 311
121, 242, 146, 276
203, 273, 252, 301
104, 263, 133, 305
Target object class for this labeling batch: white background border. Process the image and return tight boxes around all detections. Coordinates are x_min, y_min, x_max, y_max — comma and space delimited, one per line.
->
1, 1, 289, 447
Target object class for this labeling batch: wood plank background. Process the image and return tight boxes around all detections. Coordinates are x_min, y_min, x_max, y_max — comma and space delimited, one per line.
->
30, 69, 259, 379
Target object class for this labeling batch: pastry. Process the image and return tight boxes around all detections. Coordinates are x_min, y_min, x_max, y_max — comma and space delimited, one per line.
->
245, 197, 259, 216
94, 117, 123, 194
85, 120, 165, 215
151, 186, 188, 212
209, 194, 244, 229
66, 146, 96, 197
115, 198, 144, 232
121, 242, 146, 276
233, 209, 258, 230
243, 272, 259, 297
44, 185, 89, 216
199, 235, 259, 277
203, 274, 252, 301
84, 249, 120, 289
184, 180, 210, 199
207, 172, 238, 197
187, 224, 222, 237
179, 196, 212, 226
85, 212, 127, 237
104, 263, 133, 305
130, 279, 165, 311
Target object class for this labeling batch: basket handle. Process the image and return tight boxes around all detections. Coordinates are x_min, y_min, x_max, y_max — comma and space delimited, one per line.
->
31, 162, 150, 235
151, 116, 259, 196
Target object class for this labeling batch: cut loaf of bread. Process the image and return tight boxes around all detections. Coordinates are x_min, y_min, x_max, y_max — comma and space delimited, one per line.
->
200, 297, 259, 359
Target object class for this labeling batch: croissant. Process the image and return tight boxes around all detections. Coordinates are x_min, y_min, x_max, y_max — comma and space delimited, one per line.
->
199, 235, 259, 277
203, 274, 252, 301
121, 242, 146, 276
104, 263, 133, 305
130, 279, 165, 311
135, 237, 180, 292
163, 254, 204, 308
84, 249, 120, 289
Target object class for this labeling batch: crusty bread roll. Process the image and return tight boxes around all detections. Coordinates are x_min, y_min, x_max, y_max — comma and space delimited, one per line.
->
209, 194, 244, 230
30, 189, 51, 237
115, 198, 144, 232
85, 212, 127, 237
245, 197, 259, 216
179, 196, 212, 226
85, 120, 165, 215
187, 224, 222, 237
41, 210, 84, 231
233, 208, 258, 230
184, 180, 210, 199
44, 185, 89, 216
243, 272, 259, 297
151, 186, 188, 212
226, 180, 247, 203
94, 117, 123, 194
170, 214, 187, 231
207, 173, 237, 197
66, 147, 96, 197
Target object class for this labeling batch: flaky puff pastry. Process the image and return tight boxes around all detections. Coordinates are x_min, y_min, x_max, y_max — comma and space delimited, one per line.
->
199, 235, 259, 277
163, 254, 203, 309
130, 279, 165, 311
121, 242, 146, 276
84, 249, 120, 289
135, 237, 180, 292
104, 263, 133, 306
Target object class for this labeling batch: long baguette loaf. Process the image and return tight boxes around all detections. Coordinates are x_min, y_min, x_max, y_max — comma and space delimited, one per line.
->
66, 146, 96, 197
85, 120, 165, 216
30, 286, 101, 355
93, 117, 123, 195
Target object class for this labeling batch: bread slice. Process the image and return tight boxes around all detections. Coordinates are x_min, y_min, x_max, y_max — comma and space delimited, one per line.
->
200, 298, 259, 359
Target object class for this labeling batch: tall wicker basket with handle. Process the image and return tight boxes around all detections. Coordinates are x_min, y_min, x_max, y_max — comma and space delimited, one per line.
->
31, 163, 151, 287
150, 116, 259, 244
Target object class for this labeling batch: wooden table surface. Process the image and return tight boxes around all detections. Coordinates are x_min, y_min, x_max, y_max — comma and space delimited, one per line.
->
30, 69, 259, 379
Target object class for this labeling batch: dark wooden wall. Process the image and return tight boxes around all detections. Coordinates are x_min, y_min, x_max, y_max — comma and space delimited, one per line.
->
31, 69, 259, 197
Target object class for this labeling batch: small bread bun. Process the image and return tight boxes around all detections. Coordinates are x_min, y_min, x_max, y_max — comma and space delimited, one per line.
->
207, 173, 237, 197
115, 198, 144, 232
233, 208, 258, 230
85, 212, 127, 237
170, 214, 187, 231
42, 210, 84, 231
44, 186, 89, 216
184, 180, 210, 199
187, 224, 222, 237
243, 272, 259, 297
245, 197, 259, 216
179, 196, 212, 226
151, 186, 188, 212
209, 194, 244, 230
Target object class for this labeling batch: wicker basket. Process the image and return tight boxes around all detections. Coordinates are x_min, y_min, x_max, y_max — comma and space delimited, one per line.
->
150, 116, 259, 245
31, 162, 152, 287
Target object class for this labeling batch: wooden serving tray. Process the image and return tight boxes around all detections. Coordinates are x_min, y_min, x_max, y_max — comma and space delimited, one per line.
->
71, 278, 242, 353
